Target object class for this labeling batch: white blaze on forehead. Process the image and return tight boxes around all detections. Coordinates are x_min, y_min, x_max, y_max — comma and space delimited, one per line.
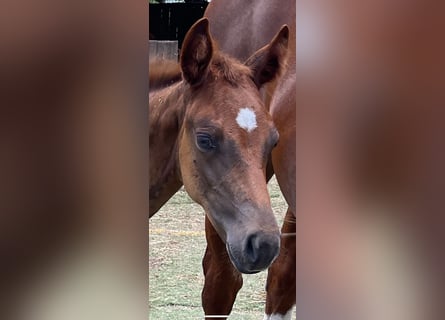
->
236, 107, 257, 132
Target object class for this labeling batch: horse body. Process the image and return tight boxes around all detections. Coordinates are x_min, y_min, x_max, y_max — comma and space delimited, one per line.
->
149, 19, 289, 279
149, 66, 184, 215
205, 1, 296, 318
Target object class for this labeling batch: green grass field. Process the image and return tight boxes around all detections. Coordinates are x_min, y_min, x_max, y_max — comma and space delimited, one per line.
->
149, 177, 289, 319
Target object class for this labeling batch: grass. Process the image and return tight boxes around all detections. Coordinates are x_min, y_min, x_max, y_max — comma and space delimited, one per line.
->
149, 176, 289, 319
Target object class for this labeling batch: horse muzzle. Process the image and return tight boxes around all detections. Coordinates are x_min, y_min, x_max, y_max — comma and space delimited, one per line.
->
226, 231, 281, 274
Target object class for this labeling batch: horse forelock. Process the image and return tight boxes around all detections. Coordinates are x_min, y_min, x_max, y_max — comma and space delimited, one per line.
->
210, 53, 253, 87
149, 51, 253, 93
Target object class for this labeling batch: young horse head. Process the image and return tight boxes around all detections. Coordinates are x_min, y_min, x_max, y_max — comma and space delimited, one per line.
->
149, 18, 289, 273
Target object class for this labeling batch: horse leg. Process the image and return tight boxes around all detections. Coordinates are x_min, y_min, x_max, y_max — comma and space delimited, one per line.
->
264, 208, 296, 319
202, 215, 243, 319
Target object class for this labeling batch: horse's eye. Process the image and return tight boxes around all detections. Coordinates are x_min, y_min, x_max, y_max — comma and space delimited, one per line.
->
196, 133, 216, 152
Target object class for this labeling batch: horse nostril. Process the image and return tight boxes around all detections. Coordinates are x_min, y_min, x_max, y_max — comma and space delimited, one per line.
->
244, 232, 280, 270
245, 234, 260, 264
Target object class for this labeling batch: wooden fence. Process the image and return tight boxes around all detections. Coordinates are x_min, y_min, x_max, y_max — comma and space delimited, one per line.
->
149, 40, 179, 61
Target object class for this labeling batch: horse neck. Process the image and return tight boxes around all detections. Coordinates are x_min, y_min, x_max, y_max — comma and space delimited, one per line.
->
149, 82, 187, 216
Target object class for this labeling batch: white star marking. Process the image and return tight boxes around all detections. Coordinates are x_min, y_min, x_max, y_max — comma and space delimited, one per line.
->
236, 107, 257, 132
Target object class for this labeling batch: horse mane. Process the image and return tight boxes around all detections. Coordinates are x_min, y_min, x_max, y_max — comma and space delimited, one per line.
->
149, 59, 182, 91
148, 52, 253, 91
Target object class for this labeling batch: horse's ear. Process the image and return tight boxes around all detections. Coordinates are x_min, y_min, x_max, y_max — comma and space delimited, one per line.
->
245, 25, 289, 89
180, 18, 213, 86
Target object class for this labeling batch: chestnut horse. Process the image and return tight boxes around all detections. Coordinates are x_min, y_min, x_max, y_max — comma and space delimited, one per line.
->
205, 1, 296, 319
149, 17, 289, 315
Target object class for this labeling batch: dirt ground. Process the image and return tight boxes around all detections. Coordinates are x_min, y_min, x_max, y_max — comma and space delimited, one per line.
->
149, 176, 288, 319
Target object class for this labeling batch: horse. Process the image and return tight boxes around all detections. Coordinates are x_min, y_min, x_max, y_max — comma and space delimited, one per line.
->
148, 17, 290, 317
205, 1, 296, 318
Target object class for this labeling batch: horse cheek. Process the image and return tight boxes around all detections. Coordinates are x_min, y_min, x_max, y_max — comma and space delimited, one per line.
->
178, 136, 202, 205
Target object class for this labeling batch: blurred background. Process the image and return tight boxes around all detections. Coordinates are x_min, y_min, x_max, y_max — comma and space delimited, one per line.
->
0, 1, 147, 319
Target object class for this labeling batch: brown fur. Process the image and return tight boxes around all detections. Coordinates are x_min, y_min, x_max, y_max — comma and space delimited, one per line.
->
210, 54, 252, 87
149, 19, 289, 316
204, 1, 296, 318
148, 53, 253, 92
149, 59, 182, 91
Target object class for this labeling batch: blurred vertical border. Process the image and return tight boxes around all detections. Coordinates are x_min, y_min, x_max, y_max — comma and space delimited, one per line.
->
296, 1, 445, 320
0, 0, 148, 319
